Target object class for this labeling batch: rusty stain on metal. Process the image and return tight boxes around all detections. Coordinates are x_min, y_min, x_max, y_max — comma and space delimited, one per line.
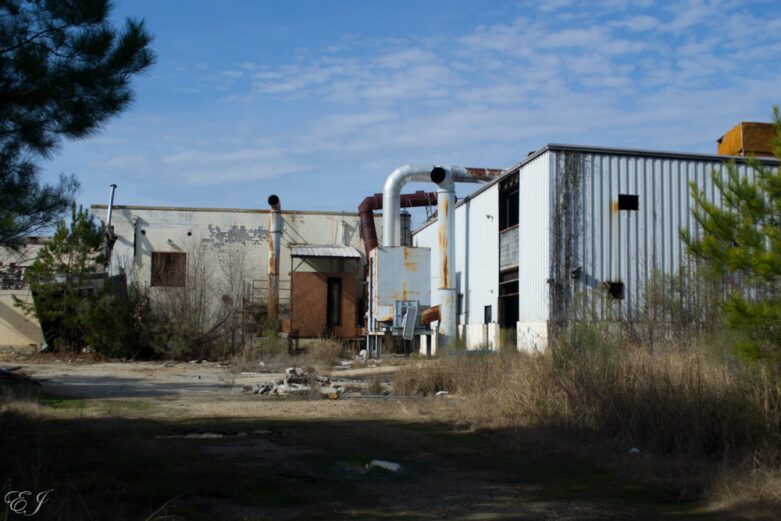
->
439, 252, 449, 290
464, 167, 504, 180
612, 201, 619, 213
421, 305, 440, 325
403, 245, 419, 273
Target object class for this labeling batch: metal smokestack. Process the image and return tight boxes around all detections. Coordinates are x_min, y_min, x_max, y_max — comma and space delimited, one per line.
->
267, 195, 281, 318
106, 184, 117, 231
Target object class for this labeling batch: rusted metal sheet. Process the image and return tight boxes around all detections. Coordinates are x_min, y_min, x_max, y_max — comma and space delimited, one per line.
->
463, 167, 504, 181
420, 305, 440, 325
372, 246, 431, 307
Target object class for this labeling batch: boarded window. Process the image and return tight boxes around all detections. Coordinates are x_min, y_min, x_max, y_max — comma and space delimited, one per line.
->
151, 252, 186, 287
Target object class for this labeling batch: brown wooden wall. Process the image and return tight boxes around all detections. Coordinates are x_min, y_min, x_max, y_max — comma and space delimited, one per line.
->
290, 272, 358, 338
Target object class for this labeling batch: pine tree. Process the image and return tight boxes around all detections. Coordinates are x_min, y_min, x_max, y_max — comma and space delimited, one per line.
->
0, 0, 154, 247
14, 205, 105, 351
683, 107, 781, 363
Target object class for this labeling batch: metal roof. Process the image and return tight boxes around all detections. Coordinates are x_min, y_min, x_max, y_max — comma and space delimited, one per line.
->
289, 244, 362, 259
412, 142, 781, 235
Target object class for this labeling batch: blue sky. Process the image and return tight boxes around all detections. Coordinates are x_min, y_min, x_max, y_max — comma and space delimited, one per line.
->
39, 0, 781, 227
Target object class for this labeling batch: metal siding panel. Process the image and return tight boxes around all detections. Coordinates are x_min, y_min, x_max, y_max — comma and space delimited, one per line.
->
466, 183, 499, 324
517, 152, 551, 322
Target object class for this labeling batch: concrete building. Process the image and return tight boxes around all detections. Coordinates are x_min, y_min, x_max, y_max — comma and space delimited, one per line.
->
0, 239, 46, 348
413, 144, 779, 352
91, 203, 381, 341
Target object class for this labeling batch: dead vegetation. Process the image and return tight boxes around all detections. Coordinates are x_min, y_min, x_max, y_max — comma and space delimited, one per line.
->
394, 325, 781, 517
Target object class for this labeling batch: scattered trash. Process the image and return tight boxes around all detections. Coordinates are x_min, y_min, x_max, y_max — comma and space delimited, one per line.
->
368, 460, 401, 472
40, 343, 49, 353
285, 367, 308, 384
359, 349, 367, 360
258, 361, 266, 367
240, 371, 261, 376
435, 390, 449, 397
629, 447, 640, 455
244, 366, 342, 399
161, 363, 173, 368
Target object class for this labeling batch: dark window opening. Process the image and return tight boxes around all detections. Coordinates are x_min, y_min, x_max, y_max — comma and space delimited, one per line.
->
499, 296, 519, 329
605, 281, 625, 300
151, 252, 186, 287
499, 173, 520, 231
499, 268, 519, 297
618, 194, 639, 211
484, 305, 492, 324
326, 277, 342, 327
457, 293, 464, 322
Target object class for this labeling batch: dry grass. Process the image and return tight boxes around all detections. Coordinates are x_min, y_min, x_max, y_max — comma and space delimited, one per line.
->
394, 324, 781, 515
229, 337, 348, 376
305, 338, 345, 369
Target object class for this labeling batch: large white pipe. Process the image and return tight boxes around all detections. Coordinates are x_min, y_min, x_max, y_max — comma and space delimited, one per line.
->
381, 164, 497, 351
430, 167, 457, 349
382, 164, 435, 247
268, 195, 281, 318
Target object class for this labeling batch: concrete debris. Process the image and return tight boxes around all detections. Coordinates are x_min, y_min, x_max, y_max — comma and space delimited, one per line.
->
245, 367, 342, 399
368, 460, 402, 472
285, 367, 308, 384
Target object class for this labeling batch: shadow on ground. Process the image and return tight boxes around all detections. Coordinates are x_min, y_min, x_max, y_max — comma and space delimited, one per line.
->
0, 396, 748, 521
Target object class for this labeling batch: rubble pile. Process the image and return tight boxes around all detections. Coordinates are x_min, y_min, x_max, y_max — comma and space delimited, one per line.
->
244, 367, 341, 399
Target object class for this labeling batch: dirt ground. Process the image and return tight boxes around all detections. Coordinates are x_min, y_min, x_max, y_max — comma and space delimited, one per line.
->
0, 354, 738, 520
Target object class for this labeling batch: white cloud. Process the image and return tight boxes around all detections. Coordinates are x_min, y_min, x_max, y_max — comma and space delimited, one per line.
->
87, 154, 146, 169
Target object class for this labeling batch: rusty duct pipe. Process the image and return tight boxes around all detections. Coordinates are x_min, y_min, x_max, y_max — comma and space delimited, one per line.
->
268, 195, 281, 318
358, 191, 437, 259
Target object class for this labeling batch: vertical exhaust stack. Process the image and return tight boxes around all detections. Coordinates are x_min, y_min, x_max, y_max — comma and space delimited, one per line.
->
430, 167, 457, 350
104, 184, 118, 271
268, 195, 282, 318
106, 184, 117, 233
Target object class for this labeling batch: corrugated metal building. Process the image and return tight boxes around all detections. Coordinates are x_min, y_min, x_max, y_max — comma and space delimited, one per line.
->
413, 144, 779, 352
